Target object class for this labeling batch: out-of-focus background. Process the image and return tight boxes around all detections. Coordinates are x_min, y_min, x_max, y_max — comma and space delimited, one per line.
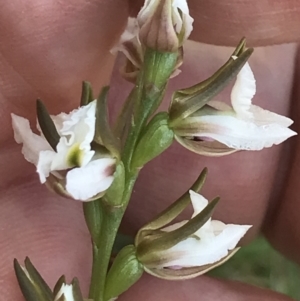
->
208, 237, 300, 300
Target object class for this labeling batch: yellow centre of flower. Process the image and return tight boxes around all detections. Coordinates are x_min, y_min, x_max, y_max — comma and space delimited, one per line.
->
67, 143, 83, 167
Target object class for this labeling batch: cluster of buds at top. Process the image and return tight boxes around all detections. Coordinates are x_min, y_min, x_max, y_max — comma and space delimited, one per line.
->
14, 258, 84, 301
135, 169, 251, 280
168, 39, 296, 156
12, 84, 119, 201
111, 0, 194, 82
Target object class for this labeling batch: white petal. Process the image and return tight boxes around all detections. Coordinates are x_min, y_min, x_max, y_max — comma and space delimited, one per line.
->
51, 100, 96, 171
193, 114, 297, 151
66, 158, 115, 201
189, 190, 208, 216
37, 150, 56, 183
231, 62, 256, 118
249, 105, 294, 127
137, 0, 157, 27
11, 114, 51, 165
172, 0, 194, 40
160, 224, 251, 268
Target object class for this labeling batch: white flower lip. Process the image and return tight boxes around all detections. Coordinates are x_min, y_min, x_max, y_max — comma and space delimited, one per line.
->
11, 100, 116, 201
156, 190, 251, 269
176, 62, 297, 153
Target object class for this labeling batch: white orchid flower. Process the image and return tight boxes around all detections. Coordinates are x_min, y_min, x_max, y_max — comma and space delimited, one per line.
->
12, 100, 115, 201
156, 190, 250, 269
174, 62, 297, 155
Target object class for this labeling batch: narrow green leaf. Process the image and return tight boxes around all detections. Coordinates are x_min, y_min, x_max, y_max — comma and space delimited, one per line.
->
80, 81, 94, 106
36, 99, 60, 151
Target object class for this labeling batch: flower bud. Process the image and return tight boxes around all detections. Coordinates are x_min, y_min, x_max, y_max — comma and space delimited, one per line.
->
53, 277, 84, 301
14, 257, 53, 301
137, 0, 194, 52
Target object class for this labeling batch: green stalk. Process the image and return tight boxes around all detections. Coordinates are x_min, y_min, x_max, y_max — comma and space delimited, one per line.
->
85, 48, 178, 301
87, 175, 137, 301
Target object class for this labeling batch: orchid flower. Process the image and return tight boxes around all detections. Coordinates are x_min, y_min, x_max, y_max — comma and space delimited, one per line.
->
173, 62, 297, 156
11, 100, 116, 201
159, 190, 250, 268
136, 190, 250, 280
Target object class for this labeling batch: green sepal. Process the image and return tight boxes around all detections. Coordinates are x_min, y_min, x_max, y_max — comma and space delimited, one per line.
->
104, 245, 144, 301
83, 200, 102, 244
137, 197, 220, 265
80, 81, 94, 106
36, 99, 60, 151
53, 275, 66, 297
138, 168, 208, 234
94, 86, 120, 160
131, 112, 174, 169
14, 257, 53, 301
169, 39, 253, 123
71, 278, 84, 301
104, 161, 125, 206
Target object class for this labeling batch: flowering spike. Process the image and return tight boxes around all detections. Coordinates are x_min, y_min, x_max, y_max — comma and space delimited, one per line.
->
80, 81, 94, 106
36, 99, 60, 151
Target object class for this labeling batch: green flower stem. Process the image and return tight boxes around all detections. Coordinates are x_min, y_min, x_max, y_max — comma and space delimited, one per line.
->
85, 48, 178, 301
88, 203, 124, 301
88, 174, 137, 301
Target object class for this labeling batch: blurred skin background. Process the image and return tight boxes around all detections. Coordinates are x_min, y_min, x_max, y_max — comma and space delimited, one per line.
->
1, 0, 300, 300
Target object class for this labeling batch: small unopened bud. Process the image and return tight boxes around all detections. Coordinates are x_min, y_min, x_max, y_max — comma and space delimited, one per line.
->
14, 257, 53, 301
137, 0, 194, 52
